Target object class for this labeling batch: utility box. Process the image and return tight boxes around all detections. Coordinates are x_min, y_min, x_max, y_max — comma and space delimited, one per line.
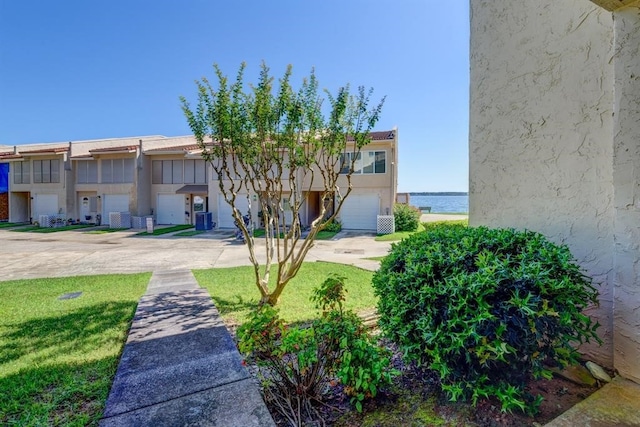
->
195, 212, 213, 231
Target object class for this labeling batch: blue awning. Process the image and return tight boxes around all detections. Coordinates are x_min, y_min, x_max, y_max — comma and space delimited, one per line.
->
0, 163, 8, 193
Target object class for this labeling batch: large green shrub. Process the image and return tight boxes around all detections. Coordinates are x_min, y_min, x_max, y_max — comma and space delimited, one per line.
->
393, 203, 421, 232
372, 224, 601, 413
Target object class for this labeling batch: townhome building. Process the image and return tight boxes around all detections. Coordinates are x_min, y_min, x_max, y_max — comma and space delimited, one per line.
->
0, 130, 398, 231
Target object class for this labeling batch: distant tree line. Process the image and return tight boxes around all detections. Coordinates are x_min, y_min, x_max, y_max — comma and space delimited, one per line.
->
409, 192, 468, 196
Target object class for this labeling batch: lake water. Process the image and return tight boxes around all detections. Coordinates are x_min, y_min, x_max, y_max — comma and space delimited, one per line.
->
409, 195, 469, 214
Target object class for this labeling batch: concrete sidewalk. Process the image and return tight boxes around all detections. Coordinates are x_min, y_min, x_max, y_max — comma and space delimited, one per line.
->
545, 376, 640, 426
99, 270, 275, 427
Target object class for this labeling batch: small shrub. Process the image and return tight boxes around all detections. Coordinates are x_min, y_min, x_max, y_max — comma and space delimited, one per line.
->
393, 203, 421, 232
321, 219, 342, 233
238, 274, 395, 425
372, 223, 601, 413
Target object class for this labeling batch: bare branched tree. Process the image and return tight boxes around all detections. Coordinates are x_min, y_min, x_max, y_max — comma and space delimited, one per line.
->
181, 62, 384, 305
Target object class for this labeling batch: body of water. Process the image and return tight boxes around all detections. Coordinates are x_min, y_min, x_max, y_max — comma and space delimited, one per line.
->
409, 195, 468, 214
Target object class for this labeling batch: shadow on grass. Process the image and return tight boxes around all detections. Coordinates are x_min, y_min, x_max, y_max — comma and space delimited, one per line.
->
0, 301, 138, 366
211, 295, 259, 316
1, 357, 118, 427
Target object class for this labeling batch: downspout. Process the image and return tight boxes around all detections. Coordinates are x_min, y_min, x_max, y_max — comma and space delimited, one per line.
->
135, 140, 142, 216
64, 141, 71, 219
390, 128, 398, 213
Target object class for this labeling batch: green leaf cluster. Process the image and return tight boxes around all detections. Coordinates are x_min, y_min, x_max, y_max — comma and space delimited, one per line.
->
238, 274, 395, 424
180, 61, 385, 305
393, 203, 422, 232
372, 223, 602, 413
319, 219, 342, 233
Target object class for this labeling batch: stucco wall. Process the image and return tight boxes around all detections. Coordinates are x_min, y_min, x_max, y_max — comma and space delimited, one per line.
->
612, 5, 640, 382
9, 192, 29, 222
469, 0, 616, 366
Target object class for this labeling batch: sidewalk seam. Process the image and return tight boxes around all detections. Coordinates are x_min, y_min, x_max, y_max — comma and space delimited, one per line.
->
100, 376, 257, 421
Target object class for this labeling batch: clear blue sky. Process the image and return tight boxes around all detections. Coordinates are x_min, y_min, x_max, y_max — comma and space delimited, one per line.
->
0, 0, 469, 192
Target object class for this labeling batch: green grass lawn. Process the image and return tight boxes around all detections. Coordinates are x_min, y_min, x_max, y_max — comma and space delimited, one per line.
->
0, 273, 150, 426
375, 223, 426, 242
194, 262, 375, 325
315, 230, 338, 240
10, 224, 95, 233
0, 263, 373, 424
0, 222, 29, 229
424, 212, 469, 215
135, 224, 194, 236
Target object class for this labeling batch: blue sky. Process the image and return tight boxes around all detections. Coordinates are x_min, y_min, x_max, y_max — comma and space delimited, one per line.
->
0, 0, 469, 192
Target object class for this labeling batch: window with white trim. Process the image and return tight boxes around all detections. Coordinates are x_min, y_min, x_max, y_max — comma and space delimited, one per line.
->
340, 150, 386, 174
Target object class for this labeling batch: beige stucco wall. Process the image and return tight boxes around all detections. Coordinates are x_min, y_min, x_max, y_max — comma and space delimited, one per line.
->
11, 155, 70, 220
612, 5, 640, 382
136, 150, 152, 217
9, 192, 29, 222
469, 0, 616, 366
304, 139, 398, 220
76, 153, 139, 216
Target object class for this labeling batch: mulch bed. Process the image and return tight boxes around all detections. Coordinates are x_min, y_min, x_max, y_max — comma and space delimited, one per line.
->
227, 321, 600, 427
263, 340, 599, 426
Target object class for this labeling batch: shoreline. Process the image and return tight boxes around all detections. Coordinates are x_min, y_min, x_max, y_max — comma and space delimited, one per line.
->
420, 213, 468, 223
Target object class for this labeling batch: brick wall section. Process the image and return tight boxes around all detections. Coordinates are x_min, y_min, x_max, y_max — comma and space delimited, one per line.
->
0, 193, 8, 221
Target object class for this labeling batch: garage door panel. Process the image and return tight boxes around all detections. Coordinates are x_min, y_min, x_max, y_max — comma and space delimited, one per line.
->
34, 194, 58, 218
218, 194, 249, 228
339, 194, 379, 230
157, 194, 185, 225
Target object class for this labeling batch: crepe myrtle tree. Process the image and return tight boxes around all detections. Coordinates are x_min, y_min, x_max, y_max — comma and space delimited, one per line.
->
180, 62, 384, 306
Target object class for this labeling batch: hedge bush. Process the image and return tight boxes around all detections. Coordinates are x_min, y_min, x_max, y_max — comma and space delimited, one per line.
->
321, 219, 342, 233
372, 223, 601, 413
393, 203, 421, 232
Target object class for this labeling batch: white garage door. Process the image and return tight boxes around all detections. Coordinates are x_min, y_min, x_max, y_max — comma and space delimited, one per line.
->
103, 194, 130, 225
218, 194, 249, 228
339, 194, 379, 230
34, 194, 58, 218
157, 194, 185, 225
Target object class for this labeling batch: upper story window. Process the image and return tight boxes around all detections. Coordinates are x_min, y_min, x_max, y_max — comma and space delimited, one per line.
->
340, 150, 386, 174
76, 160, 98, 184
33, 159, 60, 183
152, 159, 207, 184
13, 161, 30, 184
102, 158, 134, 183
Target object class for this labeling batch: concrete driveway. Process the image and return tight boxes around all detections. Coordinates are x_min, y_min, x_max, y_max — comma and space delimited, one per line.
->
0, 228, 393, 280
